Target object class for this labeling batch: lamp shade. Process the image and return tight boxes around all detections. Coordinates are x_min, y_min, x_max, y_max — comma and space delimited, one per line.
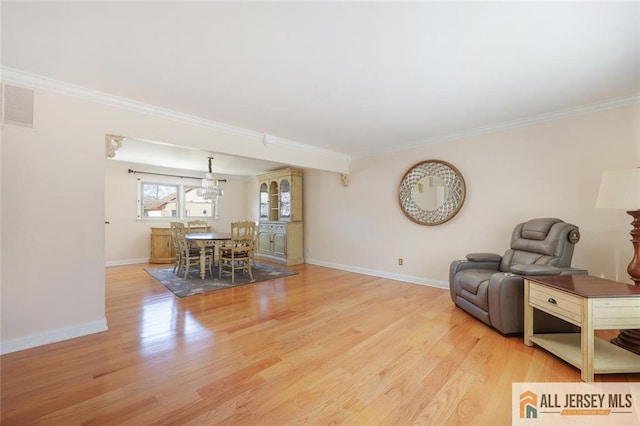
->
596, 168, 640, 210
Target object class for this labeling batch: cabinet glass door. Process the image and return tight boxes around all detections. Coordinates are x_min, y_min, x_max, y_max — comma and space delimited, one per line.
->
259, 183, 269, 219
280, 179, 291, 219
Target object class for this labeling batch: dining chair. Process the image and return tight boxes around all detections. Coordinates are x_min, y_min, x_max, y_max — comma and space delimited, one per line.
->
187, 220, 209, 233
187, 220, 214, 258
169, 222, 186, 274
252, 221, 259, 267
218, 221, 256, 283
176, 225, 213, 279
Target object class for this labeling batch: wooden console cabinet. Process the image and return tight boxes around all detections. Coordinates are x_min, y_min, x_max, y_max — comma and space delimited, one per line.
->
150, 227, 175, 264
256, 168, 304, 265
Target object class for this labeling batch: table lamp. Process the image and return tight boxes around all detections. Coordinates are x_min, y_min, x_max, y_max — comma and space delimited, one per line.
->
596, 167, 640, 355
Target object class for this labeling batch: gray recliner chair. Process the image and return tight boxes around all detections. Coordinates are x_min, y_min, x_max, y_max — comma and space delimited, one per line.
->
449, 218, 587, 335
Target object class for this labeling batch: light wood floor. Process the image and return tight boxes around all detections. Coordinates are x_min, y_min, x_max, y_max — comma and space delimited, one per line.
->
2, 263, 638, 425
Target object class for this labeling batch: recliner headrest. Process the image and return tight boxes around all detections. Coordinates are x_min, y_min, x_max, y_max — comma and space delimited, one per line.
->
521, 218, 564, 241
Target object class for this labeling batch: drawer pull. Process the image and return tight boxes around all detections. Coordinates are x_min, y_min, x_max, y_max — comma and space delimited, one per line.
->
547, 298, 557, 305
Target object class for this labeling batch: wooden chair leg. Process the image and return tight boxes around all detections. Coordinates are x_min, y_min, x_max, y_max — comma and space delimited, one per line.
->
174, 253, 180, 274
183, 258, 191, 279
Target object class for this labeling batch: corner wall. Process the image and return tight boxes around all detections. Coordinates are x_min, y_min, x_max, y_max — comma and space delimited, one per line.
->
304, 104, 640, 287
1, 90, 108, 353
0, 84, 316, 354
2, 83, 637, 354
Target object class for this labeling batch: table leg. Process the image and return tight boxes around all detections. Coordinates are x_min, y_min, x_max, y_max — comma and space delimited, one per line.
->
199, 246, 206, 279
213, 242, 218, 274
581, 298, 594, 382
524, 280, 534, 346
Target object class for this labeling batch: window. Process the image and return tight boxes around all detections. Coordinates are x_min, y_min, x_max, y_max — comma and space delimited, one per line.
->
139, 182, 178, 218
137, 181, 219, 220
184, 186, 218, 218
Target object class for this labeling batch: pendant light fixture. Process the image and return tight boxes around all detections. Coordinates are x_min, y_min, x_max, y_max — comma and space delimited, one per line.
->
197, 156, 224, 200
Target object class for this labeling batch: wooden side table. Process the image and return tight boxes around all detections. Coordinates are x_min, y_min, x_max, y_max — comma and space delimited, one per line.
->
524, 275, 640, 382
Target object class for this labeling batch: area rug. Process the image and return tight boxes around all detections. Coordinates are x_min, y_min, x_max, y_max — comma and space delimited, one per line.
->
145, 263, 297, 297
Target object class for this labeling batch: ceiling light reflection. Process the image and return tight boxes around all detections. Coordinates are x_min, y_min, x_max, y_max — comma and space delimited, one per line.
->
139, 298, 213, 357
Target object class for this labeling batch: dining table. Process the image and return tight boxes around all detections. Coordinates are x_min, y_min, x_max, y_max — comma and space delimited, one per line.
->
185, 232, 232, 279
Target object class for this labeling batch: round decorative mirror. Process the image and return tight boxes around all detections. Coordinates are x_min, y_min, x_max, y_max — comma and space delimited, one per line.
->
399, 160, 466, 225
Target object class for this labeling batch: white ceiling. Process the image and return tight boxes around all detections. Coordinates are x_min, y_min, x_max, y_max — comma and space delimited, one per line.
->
2, 1, 639, 172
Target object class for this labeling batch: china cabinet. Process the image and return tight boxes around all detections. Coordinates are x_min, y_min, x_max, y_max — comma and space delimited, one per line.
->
256, 168, 304, 265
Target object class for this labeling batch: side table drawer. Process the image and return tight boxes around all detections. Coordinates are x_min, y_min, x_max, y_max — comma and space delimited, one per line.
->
529, 282, 582, 326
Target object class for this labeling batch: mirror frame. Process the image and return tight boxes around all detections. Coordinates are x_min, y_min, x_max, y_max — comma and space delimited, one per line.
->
398, 159, 466, 226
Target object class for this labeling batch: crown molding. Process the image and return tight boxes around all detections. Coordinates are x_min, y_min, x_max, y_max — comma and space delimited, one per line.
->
360, 93, 640, 158
4, 66, 634, 163
0, 67, 351, 164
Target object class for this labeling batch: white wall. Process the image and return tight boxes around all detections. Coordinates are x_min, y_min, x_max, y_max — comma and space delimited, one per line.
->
2, 83, 637, 354
1, 90, 108, 353
105, 160, 257, 265
0, 84, 334, 354
305, 104, 640, 287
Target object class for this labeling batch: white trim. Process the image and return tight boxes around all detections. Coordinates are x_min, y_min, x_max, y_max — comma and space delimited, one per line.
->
105, 258, 150, 267
4, 66, 634, 161
0, 319, 108, 355
363, 93, 640, 158
1, 67, 259, 138
304, 258, 448, 290
0, 67, 351, 164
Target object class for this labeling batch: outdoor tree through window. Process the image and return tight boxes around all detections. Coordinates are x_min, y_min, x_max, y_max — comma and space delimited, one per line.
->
141, 183, 178, 218
137, 181, 219, 220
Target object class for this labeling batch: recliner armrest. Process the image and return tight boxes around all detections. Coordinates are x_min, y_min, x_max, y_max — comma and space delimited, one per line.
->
466, 253, 502, 262
510, 264, 561, 276
449, 258, 502, 302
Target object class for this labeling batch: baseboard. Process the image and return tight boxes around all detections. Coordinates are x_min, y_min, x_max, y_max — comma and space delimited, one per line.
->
304, 258, 448, 290
105, 258, 150, 267
0, 319, 108, 355
106, 257, 448, 289
255, 253, 305, 266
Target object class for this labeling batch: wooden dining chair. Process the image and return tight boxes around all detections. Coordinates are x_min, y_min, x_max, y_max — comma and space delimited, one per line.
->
218, 221, 256, 283
176, 226, 213, 279
251, 221, 259, 267
187, 220, 209, 233
187, 220, 214, 258
169, 222, 186, 274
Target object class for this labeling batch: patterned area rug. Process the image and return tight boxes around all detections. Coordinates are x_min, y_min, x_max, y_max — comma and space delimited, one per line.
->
145, 263, 297, 297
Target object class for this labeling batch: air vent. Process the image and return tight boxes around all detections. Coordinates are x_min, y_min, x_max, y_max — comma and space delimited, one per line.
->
1, 83, 34, 128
